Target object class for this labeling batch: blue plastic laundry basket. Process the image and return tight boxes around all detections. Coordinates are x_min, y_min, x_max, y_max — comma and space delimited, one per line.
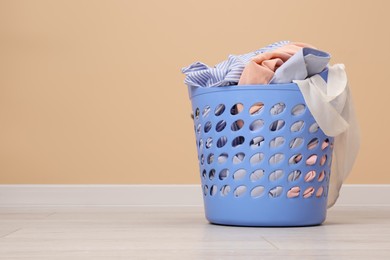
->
188, 80, 334, 227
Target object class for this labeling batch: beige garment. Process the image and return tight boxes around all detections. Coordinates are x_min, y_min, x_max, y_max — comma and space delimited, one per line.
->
238, 42, 314, 85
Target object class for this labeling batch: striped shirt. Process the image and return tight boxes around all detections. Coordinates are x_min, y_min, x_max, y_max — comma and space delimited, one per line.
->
182, 41, 290, 88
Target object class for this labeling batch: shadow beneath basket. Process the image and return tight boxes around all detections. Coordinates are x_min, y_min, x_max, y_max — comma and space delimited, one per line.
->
207, 222, 323, 229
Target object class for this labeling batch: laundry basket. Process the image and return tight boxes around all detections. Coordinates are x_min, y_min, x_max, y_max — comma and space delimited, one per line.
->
188, 80, 334, 227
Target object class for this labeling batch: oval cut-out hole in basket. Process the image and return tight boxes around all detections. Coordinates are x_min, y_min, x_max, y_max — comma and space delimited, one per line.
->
207, 153, 214, 164
202, 169, 206, 179
287, 186, 300, 198
289, 154, 302, 165
250, 119, 264, 132
200, 154, 204, 165
303, 187, 315, 198
220, 185, 231, 196
320, 154, 327, 166
309, 122, 319, 133
270, 136, 285, 149
288, 170, 301, 182
203, 185, 208, 196
250, 152, 264, 165
195, 108, 200, 119
250, 136, 265, 149
218, 153, 228, 164
306, 154, 318, 166
269, 153, 284, 165
316, 186, 324, 197
290, 137, 303, 149
205, 137, 213, 149
219, 169, 229, 180
232, 152, 245, 164
251, 186, 265, 198
214, 104, 225, 116
250, 102, 264, 115
269, 170, 284, 181
291, 120, 305, 132
322, 138, 330, 150
198, 139, 203, 150
210, 185, 217, 196
217, 136, 227, 148
270, 102, 286, 115
215, 120, 226, 132
202, 106, 210, 118
304, 170, 316, 182
291, 104, 306, 116
232, 136, 245, 147
269, 120, 285, 131
216, 120, 226, 132
208, 169, 215, 180
196, 124, 201, 135
234, 185, 247, 197
307, 138, 319, 150
231, 120, 244, 131
250, 169, 264, 182
318, 170, 325, 182
269, 186, 283, 198
204, 121, 212, 133
230, 103, 244, 115
233, 169, 246, 180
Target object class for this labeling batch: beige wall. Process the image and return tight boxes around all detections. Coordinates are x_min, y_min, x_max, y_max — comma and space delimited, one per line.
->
0, 0, 388, 184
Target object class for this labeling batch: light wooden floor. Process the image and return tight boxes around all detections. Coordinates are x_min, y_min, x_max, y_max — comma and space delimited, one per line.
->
0, 205, 389, 259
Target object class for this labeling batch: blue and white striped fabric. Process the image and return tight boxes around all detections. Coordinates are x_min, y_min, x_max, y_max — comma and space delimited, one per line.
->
182, 41, 290, 88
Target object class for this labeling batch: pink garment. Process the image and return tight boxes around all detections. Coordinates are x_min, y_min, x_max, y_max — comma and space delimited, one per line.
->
306, 154, 317, 166
303, 187, 315, 198
304, 170, 316, 182
287, 186, 300, 198
318, 170, 325, 182
316, 186, 324, 197
238, 42, 314, 85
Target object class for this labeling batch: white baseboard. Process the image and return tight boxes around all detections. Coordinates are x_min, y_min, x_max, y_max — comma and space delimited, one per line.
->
0, 184, 389, 207
0, 185, 203, 207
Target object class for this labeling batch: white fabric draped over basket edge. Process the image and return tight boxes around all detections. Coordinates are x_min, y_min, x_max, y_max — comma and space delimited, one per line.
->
293, 64, 360, 208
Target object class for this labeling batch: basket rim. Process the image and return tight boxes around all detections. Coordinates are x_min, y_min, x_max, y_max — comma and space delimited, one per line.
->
188, 83, 300, 99
187, 68, 329, 100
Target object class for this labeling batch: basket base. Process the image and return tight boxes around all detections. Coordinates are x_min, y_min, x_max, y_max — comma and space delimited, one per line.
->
205, 216, 325, 227
203, 196, 327, 227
